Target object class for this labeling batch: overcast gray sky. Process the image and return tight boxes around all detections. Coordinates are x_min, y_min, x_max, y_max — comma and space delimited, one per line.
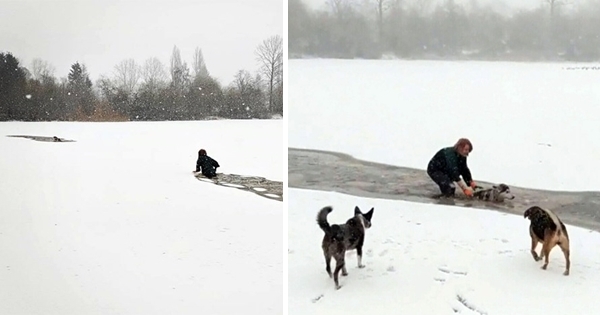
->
0, 0, 282, 86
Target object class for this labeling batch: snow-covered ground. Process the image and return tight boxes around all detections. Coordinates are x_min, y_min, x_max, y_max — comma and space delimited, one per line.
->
0, 120, 283, 315
287, 59, 600, 314
288, 58, 600, 191
288, 188, 600, 315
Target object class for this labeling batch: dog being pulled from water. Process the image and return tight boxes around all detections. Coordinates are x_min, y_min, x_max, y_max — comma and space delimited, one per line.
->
523, 206, 570, 275
316, 205, 374, 289
473, 183, 515, 202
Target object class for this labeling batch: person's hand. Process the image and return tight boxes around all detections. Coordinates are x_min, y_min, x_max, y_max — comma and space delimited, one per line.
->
470, 181, 477, 189
463, 187, 474, 197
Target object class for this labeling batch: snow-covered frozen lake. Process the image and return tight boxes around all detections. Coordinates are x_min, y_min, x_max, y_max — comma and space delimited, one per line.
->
0, 120, 283, 315
288, 58, 600, 191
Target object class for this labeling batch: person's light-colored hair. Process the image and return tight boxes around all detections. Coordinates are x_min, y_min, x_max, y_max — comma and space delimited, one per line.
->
453, 138, 472, 153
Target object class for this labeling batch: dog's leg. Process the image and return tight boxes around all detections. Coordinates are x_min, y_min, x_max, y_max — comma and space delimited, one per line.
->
559, 239, 570, 276
530, 236, 541, 261
356, 246, 365, 268
541, 238, 556, 270
333, 257, 345, 290
540, 243, 550, 270
324, 251, 333, 278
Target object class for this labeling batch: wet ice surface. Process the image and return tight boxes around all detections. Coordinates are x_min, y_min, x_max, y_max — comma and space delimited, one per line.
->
288, 148, 600, 232
6, 135, 75, 142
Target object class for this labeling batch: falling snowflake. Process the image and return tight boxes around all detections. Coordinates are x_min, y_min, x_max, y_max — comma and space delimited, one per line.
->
25, 94, 32, 99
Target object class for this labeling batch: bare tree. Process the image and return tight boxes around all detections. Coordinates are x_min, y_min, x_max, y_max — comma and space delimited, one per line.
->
228, 70, 264, 118
407, 0, 434, 16
544, 0, 574, 53
113, 58, 141, 94
375, 0, 388, 44
169, 45, 190, 90
328, 0, 355, 18
142, 57, 168, 88
232, 70, 253, 94
192, 47, 210, 78
170, 45, 183, 82
546, 0, 574, 17
30, 58, 55, 83
255, 35, 282, 113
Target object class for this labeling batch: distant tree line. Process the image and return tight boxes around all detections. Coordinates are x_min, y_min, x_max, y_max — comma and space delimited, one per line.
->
0, 35, 282, 122
289, 0, 600, 61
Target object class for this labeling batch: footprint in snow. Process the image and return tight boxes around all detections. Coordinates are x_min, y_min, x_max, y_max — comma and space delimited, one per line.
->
438, 267, 468, 276
383, 238, 395, 244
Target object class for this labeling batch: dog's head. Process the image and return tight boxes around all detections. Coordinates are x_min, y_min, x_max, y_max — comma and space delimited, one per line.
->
493, 183, 515, 200
354, 206, 374, 229
524, 206, 544, 220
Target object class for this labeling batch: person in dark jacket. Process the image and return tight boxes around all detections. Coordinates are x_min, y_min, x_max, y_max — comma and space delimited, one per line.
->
195, 149, 220, 179
427, 138, 477, 198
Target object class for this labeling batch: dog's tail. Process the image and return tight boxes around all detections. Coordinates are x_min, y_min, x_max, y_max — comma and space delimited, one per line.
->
317, 206, 333, 234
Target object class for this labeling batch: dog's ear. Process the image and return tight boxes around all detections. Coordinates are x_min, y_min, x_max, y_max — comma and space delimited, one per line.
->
492, 185, 498, 189
354, 206, 361, 215
364, 207, 374, 221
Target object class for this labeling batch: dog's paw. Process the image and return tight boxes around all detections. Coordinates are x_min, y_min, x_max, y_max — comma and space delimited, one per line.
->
335, 285, 342, 290
563, 270, 570, 276
541, 265, 548, 270
342, 271, 348, 276
358, 264, 365, 269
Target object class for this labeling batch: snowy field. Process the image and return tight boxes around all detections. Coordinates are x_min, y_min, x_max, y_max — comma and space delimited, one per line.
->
288, 58, 600, 191
288, 188, 600, 315
0, 120, 283, 315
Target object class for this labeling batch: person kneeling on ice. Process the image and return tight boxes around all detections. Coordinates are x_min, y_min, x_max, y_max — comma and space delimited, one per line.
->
195, 149, 220, 179
427, 138, 477, 198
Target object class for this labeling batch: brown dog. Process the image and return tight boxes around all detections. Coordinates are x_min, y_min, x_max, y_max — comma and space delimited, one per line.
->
523, 206, 570, 275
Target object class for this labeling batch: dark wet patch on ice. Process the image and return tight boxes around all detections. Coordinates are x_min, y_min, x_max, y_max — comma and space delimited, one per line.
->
7, 135, 75, 142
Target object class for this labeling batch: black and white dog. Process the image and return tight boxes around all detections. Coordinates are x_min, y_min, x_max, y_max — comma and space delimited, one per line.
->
473, 183, 515, 202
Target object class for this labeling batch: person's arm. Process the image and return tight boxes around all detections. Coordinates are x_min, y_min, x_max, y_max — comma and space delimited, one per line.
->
211, 157, 220, 168
458, 157, 473, 186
